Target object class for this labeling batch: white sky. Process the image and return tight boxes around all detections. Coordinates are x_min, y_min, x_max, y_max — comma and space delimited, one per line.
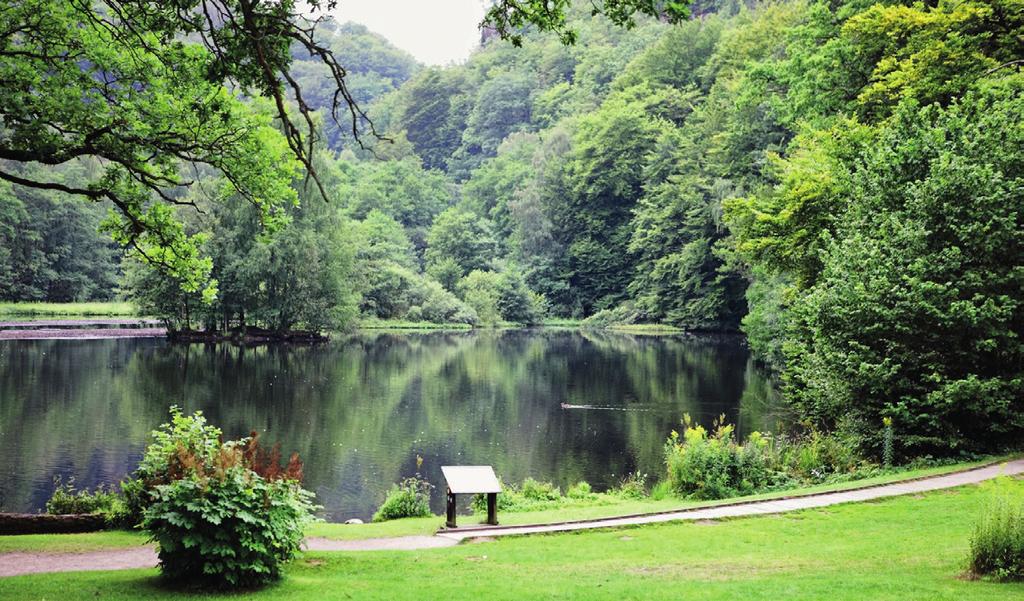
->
330, 0, 487, 66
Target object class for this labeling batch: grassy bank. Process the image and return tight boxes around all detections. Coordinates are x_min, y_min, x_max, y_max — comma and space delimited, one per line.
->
1, 477, 1021, 599
541, 318, 583, 328
355, 318, 473, 330
605, 323, 684, 334
0, 302, 137, 317
310, 456, 1015, 540
2, 457, 1011, 554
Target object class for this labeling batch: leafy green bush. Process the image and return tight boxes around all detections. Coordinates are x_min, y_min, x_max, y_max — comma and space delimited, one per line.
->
779, 84, 1024, 458
566, 481, 596, 500
663, 415, 899, 500
457, 268, 544, 325
471, 478, 564, 513
612, 472, 648, 500
776, 429, 860, 482
46, 477, 133, 528
372, 476, 433, 522
472, 478, 523, 513
145, 465, 317, 588
358, 263, 477, 325
580, 302, 643, 328
136, 407, 318, 589
46, 477, 119, 515
415, 277, 478, 324
520, 478, 560, 501
664, 416, 785, 500
969, 478, 1024, 581
649, 480, 672, 501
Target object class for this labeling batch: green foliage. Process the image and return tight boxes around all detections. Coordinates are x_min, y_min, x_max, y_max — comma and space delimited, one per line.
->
664, 417, 781, 500
471, 478, 568, 514
775, 430, 860, 483
520, 478, 562, 502
580, 302, 643, 328
290, 20, 419, 149
664, 415, 880, 500
457, 268, 544, 326
739, 270, 792, 369
144, 465, 317, 588
559, 87, 665, 313
347, 157, 453, 237
46, 477, 132, 528
566, 481, 596, 500
135, 408, 318, 588
353, 210, 418, 270
449, 72, 537, 178
482, 0, 689, 47
0, 178, 120, 302
358, 262, 477, 325
395, 69, 470, 171
0, 0, 320, 292
371, 476, 433, 522
969, 477, 1024, 581
783, 80, 1024, 458
425, 208, 498, 284
612, 472, 649, 500
126, 157, 359, 333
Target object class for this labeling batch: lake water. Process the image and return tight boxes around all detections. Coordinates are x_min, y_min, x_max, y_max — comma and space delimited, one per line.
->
0, 329, 783, 520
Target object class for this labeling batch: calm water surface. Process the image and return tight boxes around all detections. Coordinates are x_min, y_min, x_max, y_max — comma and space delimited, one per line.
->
0, 330, 783, 520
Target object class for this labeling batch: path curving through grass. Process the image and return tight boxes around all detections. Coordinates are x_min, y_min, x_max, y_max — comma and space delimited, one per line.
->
1, 458, 1021, 578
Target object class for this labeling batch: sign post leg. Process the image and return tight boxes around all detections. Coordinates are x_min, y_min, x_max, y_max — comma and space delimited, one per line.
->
446, 489, 457, 528
486, 492, 498, 525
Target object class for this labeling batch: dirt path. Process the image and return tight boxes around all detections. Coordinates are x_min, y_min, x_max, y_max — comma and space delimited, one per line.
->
0, 548, 159, 577
1, 459, 1021, 578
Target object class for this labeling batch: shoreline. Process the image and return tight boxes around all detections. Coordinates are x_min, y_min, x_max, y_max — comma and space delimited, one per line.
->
0, 316, 739, 341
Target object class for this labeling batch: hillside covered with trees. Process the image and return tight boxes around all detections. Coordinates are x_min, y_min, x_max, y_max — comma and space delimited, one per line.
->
1, 0, 1021, 458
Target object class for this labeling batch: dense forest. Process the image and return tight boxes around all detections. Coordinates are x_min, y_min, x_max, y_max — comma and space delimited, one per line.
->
1, 0, 1022, 458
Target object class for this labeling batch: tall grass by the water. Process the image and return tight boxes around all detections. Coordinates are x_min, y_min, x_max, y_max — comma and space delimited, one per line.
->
356, 317, 472, 330
0, 301, 137, 317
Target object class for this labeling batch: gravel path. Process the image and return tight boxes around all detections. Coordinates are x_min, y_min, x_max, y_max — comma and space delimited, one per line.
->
1, 459, 1020, 578
0, 548, 159, 578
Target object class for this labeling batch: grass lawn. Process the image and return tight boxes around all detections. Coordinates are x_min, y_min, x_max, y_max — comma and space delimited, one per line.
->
0, 531, 148, 554
1, 477, 1021, 600
0, 302, 138, 317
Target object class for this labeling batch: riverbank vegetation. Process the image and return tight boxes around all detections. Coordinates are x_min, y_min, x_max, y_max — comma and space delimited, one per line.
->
4, 456, 1013, 556
3, 478, 1022, 599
